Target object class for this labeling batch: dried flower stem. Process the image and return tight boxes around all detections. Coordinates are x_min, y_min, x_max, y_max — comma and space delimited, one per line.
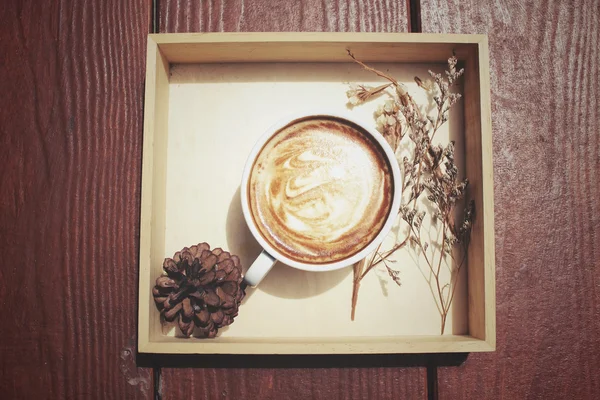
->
347, 51, 473, 334
347, 50, 400, 86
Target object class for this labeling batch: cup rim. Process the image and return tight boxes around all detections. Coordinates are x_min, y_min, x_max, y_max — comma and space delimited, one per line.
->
240, 109, 402, 272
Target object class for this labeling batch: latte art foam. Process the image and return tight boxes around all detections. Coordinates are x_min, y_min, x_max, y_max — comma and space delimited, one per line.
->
248, 117, 393, 264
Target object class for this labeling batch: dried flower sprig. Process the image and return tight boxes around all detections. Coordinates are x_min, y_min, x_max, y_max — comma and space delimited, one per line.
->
347, 51, 473, 334
346, 83, 393, 105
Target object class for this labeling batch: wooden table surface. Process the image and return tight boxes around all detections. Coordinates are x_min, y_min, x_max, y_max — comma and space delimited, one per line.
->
1, 0, 598, 399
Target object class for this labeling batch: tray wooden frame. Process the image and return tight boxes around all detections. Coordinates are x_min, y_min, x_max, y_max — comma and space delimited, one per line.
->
138, 33, 495, 354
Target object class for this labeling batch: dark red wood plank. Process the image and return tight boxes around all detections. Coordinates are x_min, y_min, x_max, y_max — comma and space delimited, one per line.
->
160, 0, 408, 32
0, 0, 152, 398
421, 0, 600, 398
161, 366, 425, 400
157, 1, 423, 399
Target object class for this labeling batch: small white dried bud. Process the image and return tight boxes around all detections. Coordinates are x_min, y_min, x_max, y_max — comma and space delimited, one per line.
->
376, 114, 388, 130
383, 99, 395, 113
448, 55, 458, 67
348, 96, 361, 105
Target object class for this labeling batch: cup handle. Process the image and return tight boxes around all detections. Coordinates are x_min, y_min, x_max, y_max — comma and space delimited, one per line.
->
244, 250, 277, 287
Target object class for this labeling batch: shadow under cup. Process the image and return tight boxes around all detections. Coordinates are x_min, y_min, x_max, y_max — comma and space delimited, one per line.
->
241, 112, 402, 286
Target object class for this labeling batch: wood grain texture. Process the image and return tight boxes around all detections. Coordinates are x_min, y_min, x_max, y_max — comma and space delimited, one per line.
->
0, 0, 152, 398
160, 0, 408, 33
421, 0, 600, 398
161, 367, 424, 400
158, 1, 424, 399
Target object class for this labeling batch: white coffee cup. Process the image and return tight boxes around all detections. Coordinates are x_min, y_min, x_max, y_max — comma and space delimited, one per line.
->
241, 110, 401, 287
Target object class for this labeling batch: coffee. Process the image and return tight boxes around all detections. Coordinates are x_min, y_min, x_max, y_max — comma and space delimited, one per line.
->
247, 116, 394, 264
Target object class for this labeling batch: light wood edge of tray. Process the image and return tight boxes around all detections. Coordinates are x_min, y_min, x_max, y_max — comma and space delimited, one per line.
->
139, 335, 494, 355
148, 32, 489, 63
139, 37, 170, 350
464, 36, 496, 349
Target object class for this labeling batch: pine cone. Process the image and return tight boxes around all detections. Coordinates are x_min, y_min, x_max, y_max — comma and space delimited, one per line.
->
153, 243, 245, 338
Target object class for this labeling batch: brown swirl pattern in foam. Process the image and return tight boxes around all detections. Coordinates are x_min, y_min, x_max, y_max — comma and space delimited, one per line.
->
248, 117, 393, 264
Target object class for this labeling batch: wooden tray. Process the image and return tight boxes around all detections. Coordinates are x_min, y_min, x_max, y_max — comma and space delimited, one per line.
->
138, 33, 495, 354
